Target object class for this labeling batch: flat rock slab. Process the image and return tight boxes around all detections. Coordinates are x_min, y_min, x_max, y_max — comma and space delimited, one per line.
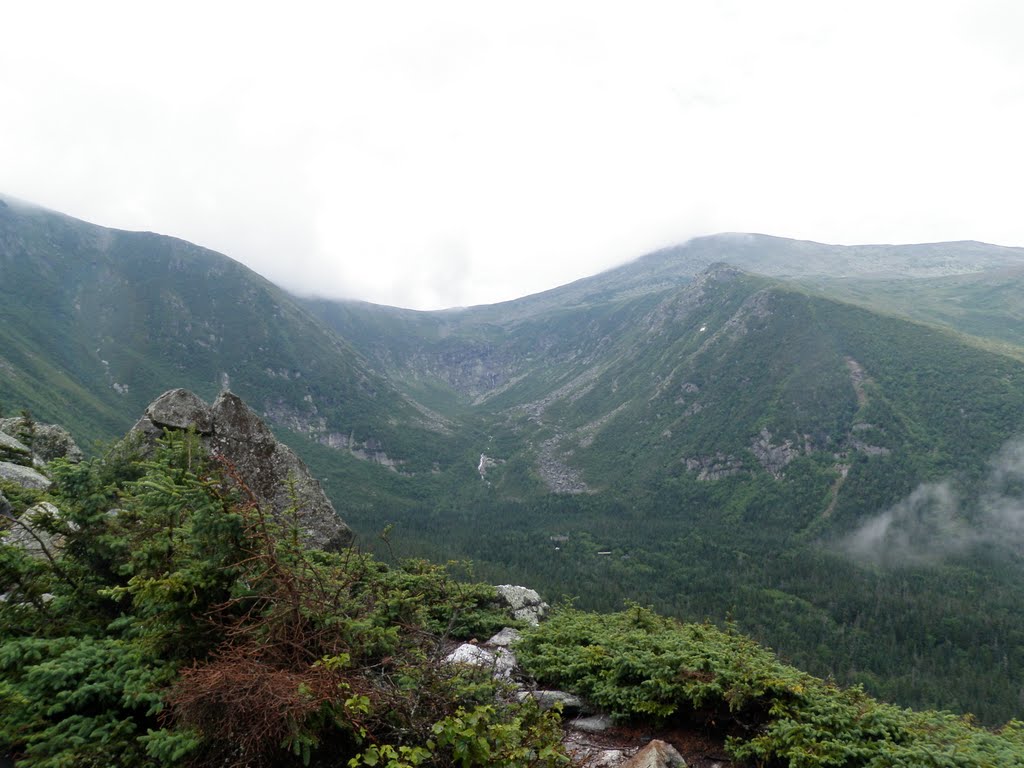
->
569, 714, 614, 733
0, 461, 51, 490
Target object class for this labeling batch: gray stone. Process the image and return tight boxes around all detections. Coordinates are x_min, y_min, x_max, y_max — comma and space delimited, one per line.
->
620, 740, 687, 768
31, 424, 84, 463
129, 389, 353, 552
209, 392, 353, 551
145, 388, 214, 434
0, 432, 32, 465
0, 418, 83, 463
486, 627, 522, 647
0, 491, 10, 517
569, 714, 614, 733
0, 461, 51, 490
2, 502, 67, 559
494, 584, 549, 626
515, 690, 583, 713
443, 643, 517, 679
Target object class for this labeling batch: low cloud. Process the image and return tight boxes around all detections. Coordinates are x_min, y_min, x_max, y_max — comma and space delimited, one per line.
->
841, 438, 1024, 566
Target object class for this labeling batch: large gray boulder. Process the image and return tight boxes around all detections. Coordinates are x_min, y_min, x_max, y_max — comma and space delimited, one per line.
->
130, 389, 353, 551
1, 502, 70, 560
0, 418, 83, 464
494, 585, 549, 626
443, 643, 517, 679
0, 461, 51, 491
140, 389, 215, 434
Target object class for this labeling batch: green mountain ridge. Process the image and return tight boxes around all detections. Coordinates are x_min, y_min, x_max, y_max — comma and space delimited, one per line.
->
7, 418, 1024, 767
0, 195, 458, 475
5, 195, 1024, 722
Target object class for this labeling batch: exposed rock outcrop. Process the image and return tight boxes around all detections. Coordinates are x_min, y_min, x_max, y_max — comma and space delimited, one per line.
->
682, 453, 744, 481
0, 417, 83, 464
130, 388, 353, 551
750, 428, 809, 479
494, 584, 549, 626
262, 401, 404, 471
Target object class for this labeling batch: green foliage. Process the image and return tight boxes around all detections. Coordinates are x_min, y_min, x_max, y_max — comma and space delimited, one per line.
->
0, 434, 565, 767
349, 704, 567, 768
518, 606, 1024, 767
319, 276, 1024, 724
9, 199, 1024, 728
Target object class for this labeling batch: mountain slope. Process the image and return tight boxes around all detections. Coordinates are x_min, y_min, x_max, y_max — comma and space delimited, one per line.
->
308, 261, 1024, 723
7, 197, 1024, 722
796, 266, 1024, 352
303, 233, 1024, 408
0, 196, 451, 472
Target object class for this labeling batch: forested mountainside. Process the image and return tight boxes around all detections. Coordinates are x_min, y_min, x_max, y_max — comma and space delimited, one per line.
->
0, 195, 452, 470
5, 195, 1024, 722
5, 398, 1024, 767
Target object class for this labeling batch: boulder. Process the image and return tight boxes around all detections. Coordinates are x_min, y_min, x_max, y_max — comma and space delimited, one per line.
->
2, 502, 70, 560
0, 418, 83, 463
620, 740, 687, 768
443, 643, 517, 679
208, 392, 352, 551
142, 388, 214, 434
0, 432, 32, 466
485, 627, 522, 647
0, 461, 51, 491
129, 389, 353, 552
27, 424, 83, 464
0, 491, 10, 517
494, 584, 549, 626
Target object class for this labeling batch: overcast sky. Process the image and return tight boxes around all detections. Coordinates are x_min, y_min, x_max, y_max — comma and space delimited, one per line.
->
3, 1, 1023, 310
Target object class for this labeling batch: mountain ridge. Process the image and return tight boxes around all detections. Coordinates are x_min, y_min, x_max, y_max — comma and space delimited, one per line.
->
6, 195, 1024, 721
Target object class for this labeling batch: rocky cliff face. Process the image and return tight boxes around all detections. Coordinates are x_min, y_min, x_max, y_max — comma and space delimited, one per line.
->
130, 388, 353, 551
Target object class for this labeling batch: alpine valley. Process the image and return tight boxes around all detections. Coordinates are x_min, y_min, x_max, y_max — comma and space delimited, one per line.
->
5, 193, 1024, 726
